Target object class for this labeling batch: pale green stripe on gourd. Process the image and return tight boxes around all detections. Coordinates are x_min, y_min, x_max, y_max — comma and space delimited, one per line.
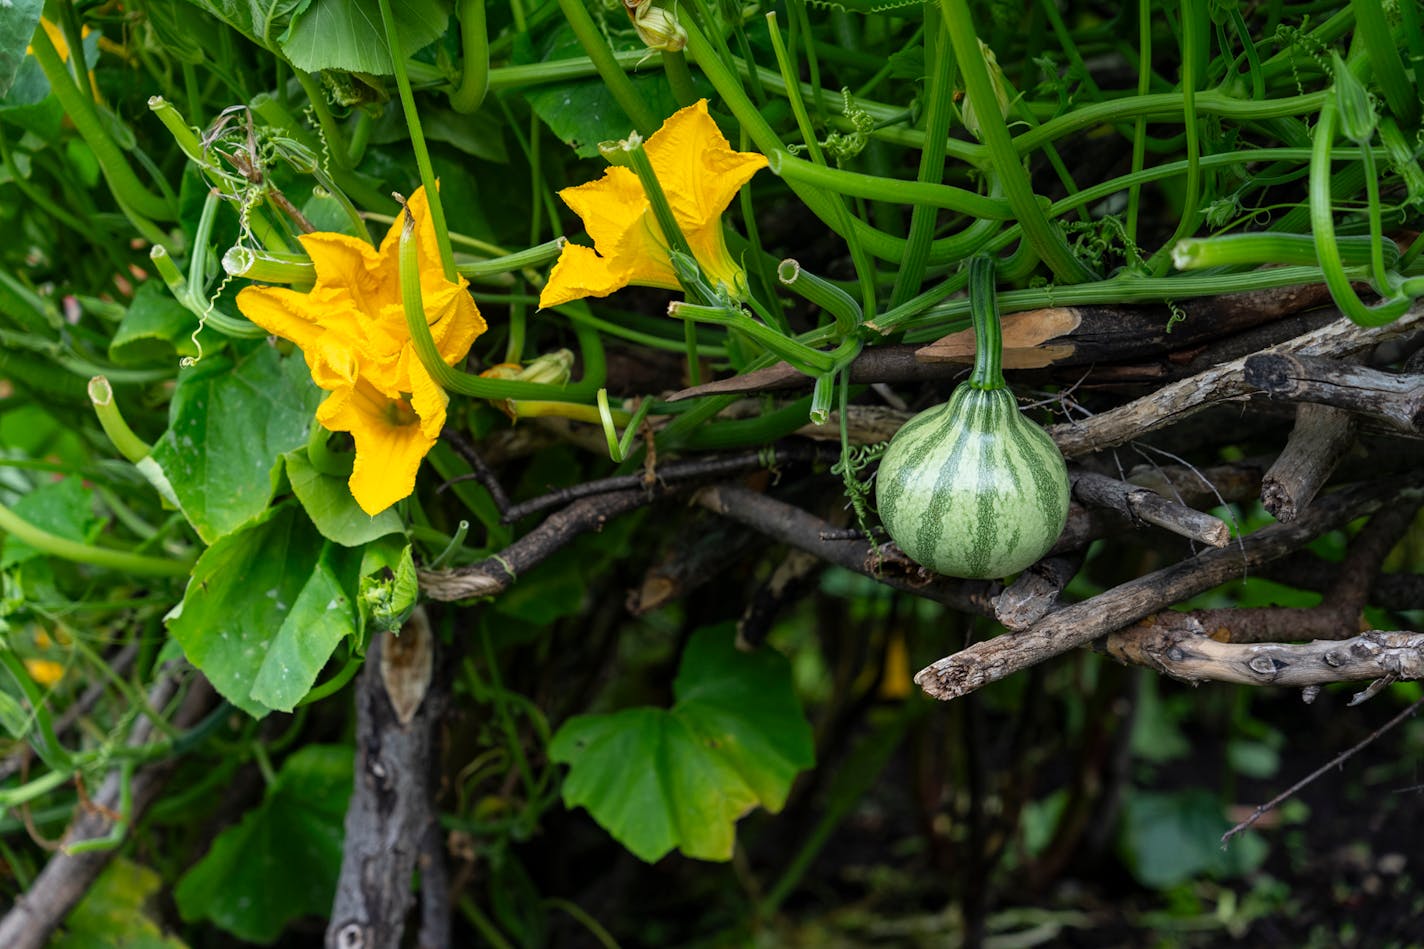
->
875, 256, 1069, 579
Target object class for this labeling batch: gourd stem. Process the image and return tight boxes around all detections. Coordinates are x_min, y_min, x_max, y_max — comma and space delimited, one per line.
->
967, 255, 1005, 391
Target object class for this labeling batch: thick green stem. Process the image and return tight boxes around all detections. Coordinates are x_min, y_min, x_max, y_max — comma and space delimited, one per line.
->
967, 256, 1004, 391
555, 0, 659, 135
0, 498, 193, 576
940, 0, 1093, 284
88, 377, 152, 463
29, 28, 174, 222
449, 0, 491, 114
377, 0, 458, 281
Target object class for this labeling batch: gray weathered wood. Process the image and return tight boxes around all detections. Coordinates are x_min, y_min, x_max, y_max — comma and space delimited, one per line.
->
1245, 352, 1424, 434
1262, 403, 1358, 521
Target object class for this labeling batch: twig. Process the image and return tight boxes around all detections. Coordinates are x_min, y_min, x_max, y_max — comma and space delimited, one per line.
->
0, 669, 215, 949
441, 427, 512, 515
420, 489, 664, 601
1245, 353, 1424, 434
1072, 471, 1231, 547
694, 483, 998, 613
914, 476, 1422, 701
1261, 403, 1358, 521
1221, 696, 1424, 845
501, 442, 838, 523
1046, 305, 1424, 457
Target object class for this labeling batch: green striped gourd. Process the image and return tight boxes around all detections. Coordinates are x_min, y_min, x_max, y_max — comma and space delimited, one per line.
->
875, 256, 1069, 579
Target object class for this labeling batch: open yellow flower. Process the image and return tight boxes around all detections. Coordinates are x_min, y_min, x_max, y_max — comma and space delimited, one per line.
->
539, 99, 767, 308
237, 187, 485, 516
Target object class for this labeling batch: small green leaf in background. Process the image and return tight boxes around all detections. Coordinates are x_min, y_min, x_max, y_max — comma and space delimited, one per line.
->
167, 503, 360, 716
0, 0, 43, 98
175, 745, 352, 945
142, 346, 321, 543
54, 859, 189, 949
279, 0, 451, 75
550, 625, 815, 862
0, 476, 100, 568
107, 282, 202, 365
1117, 790, 1268, 889
284, 448, 403, 548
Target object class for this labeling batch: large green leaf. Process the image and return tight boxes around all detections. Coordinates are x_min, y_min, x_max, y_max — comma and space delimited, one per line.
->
173, 0, 305, 49
167, 503, 360, 716
279, 0, 451, 75
54, 859, 188, 949
550, 626, 815, 862
0, 0, 42, 99
284, 448, 403, 548
142, 346, 321, 543
175, 745, 352, 944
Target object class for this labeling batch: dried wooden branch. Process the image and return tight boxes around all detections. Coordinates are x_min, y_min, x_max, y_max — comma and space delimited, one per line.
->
1103, 614, 1424, 688
627, 516, 757, 615
693, 483, 997, 614
992, 553, 1084, 631
1261, 404, 1358, 521
914, 476, 1423, 701
1047, 306, 1424, 457
1072, 471, 1231, 547
420, 489, 659, 601
0, 670, 215, 949
1244, 353, 1424, 434
327, 609, 446, 949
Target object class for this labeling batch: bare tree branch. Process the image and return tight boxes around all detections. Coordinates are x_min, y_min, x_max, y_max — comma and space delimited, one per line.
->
1245, 353, 1424, 434
1262, 403, 1358, 521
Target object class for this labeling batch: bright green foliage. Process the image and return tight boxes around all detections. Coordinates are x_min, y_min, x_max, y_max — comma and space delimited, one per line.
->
0, 0, 41, 98
175, 745, 353, 944
358, 537, 417, 633
143, 346, 321, 544
167, 503, 362, 716
280, 0, 452, 74
550, 626, 815, 862
284, 449, 404, 548
54, 859, 189, 949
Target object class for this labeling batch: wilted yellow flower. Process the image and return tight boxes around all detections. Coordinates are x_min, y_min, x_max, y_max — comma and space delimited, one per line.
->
237, 187, 486, 515
24, 658, 64, 689
539, 100, 767, 308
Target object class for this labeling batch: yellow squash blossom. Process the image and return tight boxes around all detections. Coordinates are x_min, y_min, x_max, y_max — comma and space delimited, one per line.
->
24, 658, 65, 689
237, 187, 486, 516
539, 99, 767, 308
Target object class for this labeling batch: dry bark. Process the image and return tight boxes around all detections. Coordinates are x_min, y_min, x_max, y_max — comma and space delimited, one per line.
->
1261, 403, 1358, 521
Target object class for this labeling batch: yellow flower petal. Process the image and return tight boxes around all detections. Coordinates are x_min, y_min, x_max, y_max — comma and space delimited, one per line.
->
318, 384, 437, 516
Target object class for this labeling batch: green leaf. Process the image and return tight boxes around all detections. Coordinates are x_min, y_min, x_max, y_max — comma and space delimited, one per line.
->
0, 476, 99, 569
284, 448, 403, 547
143, 346, 321, 544
108, 282, 201, 365
167, 503, 360, 716
172, 0, 306, 50
521, 25, 685, 158
279, 0, 451, 75
0, 0, 42, 99
175, 745, 352, 944
0, 687, 29, 739
1117, 790, 1268, 889
54, 859, 189, 949
550, 625, 814, 862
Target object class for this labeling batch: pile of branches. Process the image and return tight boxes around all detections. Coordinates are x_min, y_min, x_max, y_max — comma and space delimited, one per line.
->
429, 290, 1424, 703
